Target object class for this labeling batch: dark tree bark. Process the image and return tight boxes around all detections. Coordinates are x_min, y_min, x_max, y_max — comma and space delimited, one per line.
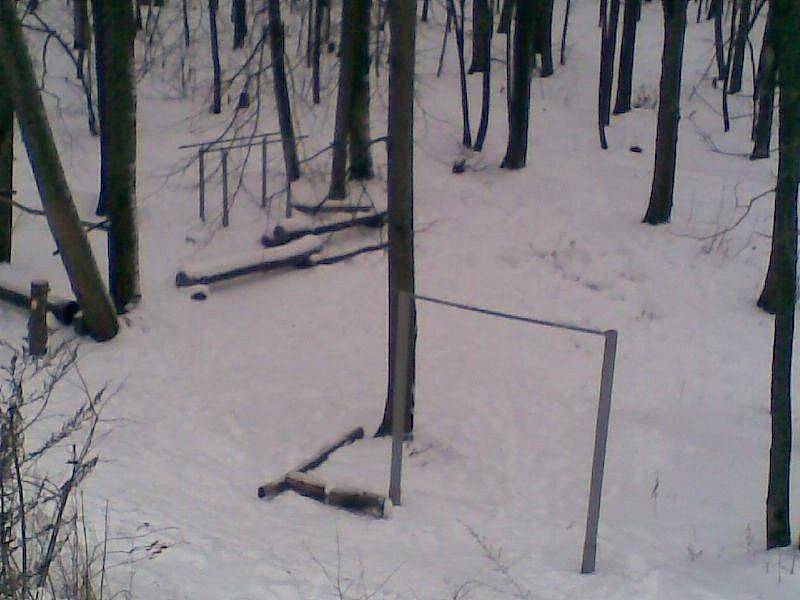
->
535, 0, 555, 77
472, 1, 493, 151
469, 0, 492, 74
598, 0, 621, 148
348, 0, 373, 180
182, 0, 190, 46
710, 0, 726, 82
764, 0, 799, 549
447, 0, 471, 146
751, 1, 776, 160
95, 0, 140, 312
643, 0, 688, 225
421, 0, 430, 21
232, 0, 248, 50
73, 0, 90, 50
328, 0, 373, 198
312, 0, 324, 103
209, 0, 222, 114
92, 0, 110, 215
560, 0, 571, 65
267, 1, 300, 182
501, 1, 536, 169
728, 0, 752, 94
0, 0, 118, 340
498, 0, 514, 34
376, 0, 417, 438
613, 0, 641, 114
0, 61, 11, 262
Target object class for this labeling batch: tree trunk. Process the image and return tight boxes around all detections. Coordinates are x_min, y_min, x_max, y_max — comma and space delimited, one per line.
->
598, 0, 621, 148
96, 0, 140, 312
312, 0, 323, 103
643, 0, 688, 225
710, 0, 725, 82
0, 62, 11, 263
329, 0, 356, 198
560, 0, 571, 65
765, 0, 799, 546
469, 0, 492, 74
209, 0, 222, 114
501, 1, 536, 169
473, 2, 493, 152
535, 0, 555, 77
267, 1, 300, 182
613, 0, 641, 114
348, 0, 373, 180
232, 0, 248, 50
750, 1, 776, 160
0, 0, 118, 340
73, 0, 90, 51
376, 0, 416, 438
92, 0, 110, 215
728, 0, 752, 95
447, 0, 472, 147
498, 0, 514, 34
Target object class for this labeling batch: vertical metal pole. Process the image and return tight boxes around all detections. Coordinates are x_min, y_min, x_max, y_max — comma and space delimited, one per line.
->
581, 329, 618, 574
198, 148, 206, 221
221, 149, 229, 227
261, 136, 268, 208
389, 290, 411, 506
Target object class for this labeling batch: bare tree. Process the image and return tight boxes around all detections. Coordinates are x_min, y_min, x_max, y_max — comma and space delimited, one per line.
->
643, 0, 688, 225
500, 1, 535, 169
751, 0, 776, 160
0, 66, 11, 262
613, 0, 641, 115
0, 0, 118, 340
376, 0, 417, 437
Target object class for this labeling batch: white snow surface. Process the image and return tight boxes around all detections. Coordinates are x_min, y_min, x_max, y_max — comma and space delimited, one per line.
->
3, 2, 799, 598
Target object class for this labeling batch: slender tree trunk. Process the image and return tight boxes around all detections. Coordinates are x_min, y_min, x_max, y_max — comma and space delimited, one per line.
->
711, 0, 726, 82
348, 0, 373, 180
643, 0, 688, 225
501, 2, 536, 169
0, 62, 11, 262
560, 0, 571, 65
329, 0, 356, 198
209, 0, 222, 114
613, 0, 641, 114
96, 0, 140, 312
448, 0, 471, 147
535, 0, 555, 77
267, 1, 300, 182
750, 1, 775, 159
73, 0, 90, 50
376, 0, 417, 438
765, 0, 799, 544
182, 0, 191, 46
232, 0, 248, 50
498, 0, 514, 34
312, 0, 323, 103
598, 0, 621, 148
0, 0, 118, 340
728, 0, 752, 94
473, 1, 493, 151
92, 0, 110, 215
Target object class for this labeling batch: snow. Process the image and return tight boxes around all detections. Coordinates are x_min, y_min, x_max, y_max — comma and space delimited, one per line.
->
4, 1, 799, 598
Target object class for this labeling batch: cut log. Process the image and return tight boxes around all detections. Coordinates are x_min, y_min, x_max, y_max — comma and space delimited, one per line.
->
326, 486, 391, 518
0, 277, 80, 324
285, 471, 328, 501
176, 235, 323, 287
262, 211, 386, 247
257, 426, 364, 498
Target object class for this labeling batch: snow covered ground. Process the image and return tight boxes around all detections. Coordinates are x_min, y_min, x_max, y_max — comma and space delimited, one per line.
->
2, 1, 799, 598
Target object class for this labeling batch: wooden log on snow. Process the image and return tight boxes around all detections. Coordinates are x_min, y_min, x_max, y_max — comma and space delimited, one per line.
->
175, 235, 323, 287
326, 486, 391, 518
262, 211, 386, 247
0, 278, 80, 324
285, 471, 328, 501
257, 426, 364, 498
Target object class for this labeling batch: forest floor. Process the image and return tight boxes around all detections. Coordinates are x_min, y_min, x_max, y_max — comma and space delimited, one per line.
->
1, 1, 798, 598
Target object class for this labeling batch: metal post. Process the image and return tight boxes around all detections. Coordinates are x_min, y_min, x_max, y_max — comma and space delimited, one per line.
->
581, 329, 618, 574
198, 148, 206, 221
261, 136, 268, 208
28, 280, 49, 357
221, 149, 229, 227
389, 290, 412, 505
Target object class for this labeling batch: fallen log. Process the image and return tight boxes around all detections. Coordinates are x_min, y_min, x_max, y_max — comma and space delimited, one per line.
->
0, 277, 80, 324
175, 235, 323, 287
284, 472, 328, 501
326, 486, 391, 518
257, 426, 364, 498
262, 211, 386, 247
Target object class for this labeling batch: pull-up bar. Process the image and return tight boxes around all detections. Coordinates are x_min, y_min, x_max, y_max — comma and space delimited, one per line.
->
389, 292, 617, 574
